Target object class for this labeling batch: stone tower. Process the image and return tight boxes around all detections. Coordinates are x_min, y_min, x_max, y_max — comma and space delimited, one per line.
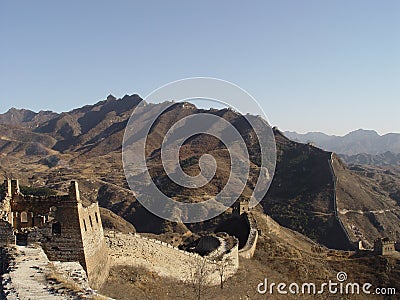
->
374, 237, 396, 255
2, 179, 110, 289
232, 199, 250, 216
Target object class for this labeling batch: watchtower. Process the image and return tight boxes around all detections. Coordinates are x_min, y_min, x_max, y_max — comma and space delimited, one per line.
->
0, 179, 110, 289
374, 237, 396, 255
232, 199, 250, 216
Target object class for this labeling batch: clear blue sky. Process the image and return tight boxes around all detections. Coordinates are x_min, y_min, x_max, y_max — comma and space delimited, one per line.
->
1, 1, 399, 135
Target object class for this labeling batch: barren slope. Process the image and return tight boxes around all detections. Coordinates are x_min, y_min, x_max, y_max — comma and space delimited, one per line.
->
0, 96, 399, 248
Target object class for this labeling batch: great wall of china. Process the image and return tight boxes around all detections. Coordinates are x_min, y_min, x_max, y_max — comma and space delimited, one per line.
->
106, 231, 239, 285
328, 154, 352, 242
0, 179, 260, 293
0, 179, 110, 289
238, 212, 259, 259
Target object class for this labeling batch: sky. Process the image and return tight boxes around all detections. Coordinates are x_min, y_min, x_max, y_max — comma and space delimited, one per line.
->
0, 1, 399, 135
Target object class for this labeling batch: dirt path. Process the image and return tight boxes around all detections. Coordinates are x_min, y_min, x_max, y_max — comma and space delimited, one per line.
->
338, 208, 400, 215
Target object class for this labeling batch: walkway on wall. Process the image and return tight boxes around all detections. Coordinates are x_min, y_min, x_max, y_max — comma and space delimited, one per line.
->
328, 154, 353, 244
338, 208, 400, 215
1, 246, 108, 300
2, 246, 70, 299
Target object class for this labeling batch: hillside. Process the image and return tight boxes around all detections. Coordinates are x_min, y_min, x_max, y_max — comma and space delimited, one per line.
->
339, 151, 400, 166
332, 158, 400, 248
0, 108, 57, 128
0, 95, 399, 249
101, 211, 400, 300
261, 129, 353, 249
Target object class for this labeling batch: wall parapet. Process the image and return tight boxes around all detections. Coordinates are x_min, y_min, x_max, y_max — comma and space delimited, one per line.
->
105, 231, 239, 285
107, 231, 204, 259
238, 213, 258, 259
0, 179, 109, 290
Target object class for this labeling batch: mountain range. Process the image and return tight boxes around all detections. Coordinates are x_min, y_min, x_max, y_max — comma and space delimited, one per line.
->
339, 151, 400, 166
0, 95, 399, 251
285, 129, 400, 156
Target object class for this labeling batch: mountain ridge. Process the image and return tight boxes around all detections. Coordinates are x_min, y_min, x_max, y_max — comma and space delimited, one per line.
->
0, 95, 399, 249
285, 129, 400, 155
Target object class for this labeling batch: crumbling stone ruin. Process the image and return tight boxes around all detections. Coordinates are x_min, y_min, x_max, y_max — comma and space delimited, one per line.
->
0, 179, 110, 289
374, 237, 396, 256
0, 179, 256, 292
106, 231, 239, 285
232, 199, 250, 216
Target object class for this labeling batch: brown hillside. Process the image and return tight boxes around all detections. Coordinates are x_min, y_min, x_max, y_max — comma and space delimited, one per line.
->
332, 156, 400, 248
0, 96, 398, 249
262, 129, 353, 249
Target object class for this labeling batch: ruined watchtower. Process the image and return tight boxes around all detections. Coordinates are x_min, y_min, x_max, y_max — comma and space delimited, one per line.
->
0, 179, 110, 289
374, 237, 396, 255
232, 199, 250, 216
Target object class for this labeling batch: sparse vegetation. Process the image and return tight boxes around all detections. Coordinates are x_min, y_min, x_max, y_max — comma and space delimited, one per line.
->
20, 185, 57, 197
187, 257, 214, 300
45, 264, 84, 294
1, 95, 400, 300
39, 155, 60, 168
100, 211, 400, 300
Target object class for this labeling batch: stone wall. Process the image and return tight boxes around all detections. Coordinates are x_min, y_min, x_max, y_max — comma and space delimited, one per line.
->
106, 232, 239, 286
1, 179, 110, 289
0, 180, 12, 224
79, 202, 110, 289
238, 213, 258, 259
10, 194, 70, 229
41, 197, 86, 269
0, 220, 15, 247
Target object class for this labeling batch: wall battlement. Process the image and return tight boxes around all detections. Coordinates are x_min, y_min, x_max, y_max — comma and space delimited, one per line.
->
374, 238, 396, 255
0, 178, 109, 289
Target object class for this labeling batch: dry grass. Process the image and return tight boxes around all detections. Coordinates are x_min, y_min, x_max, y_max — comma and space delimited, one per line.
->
100, 212, 400, 300
45, 263, 110, 299
45, 263, 85, 293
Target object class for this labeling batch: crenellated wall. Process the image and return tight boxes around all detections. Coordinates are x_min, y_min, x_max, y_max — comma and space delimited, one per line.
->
0, 179, 109, 289
1, 178, 242, 289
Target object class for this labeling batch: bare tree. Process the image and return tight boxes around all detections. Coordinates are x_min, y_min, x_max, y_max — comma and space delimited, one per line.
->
215, 256, 234, 289
188, 257, 213, 300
